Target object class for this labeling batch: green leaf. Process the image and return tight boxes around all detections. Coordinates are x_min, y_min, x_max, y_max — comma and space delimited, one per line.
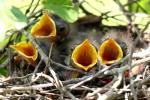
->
10, 6, 27, 22
0, 0, 28, 38
82, 0, 127, 16
81, 0, 128, 26
0, 54, 8, 65
42, 0, 78, 23
0, 68, 8, 76
129, 0, 150, 14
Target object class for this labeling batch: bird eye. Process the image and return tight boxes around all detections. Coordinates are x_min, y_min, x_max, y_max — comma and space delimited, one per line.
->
59, 26, 66, 33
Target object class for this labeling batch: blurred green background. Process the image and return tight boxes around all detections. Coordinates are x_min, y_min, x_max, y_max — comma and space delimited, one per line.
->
0, 0, 150, 41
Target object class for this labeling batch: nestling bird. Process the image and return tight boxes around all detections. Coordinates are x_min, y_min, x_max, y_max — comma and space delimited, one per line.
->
98, 30, 132, 65
31, 12, 70, 65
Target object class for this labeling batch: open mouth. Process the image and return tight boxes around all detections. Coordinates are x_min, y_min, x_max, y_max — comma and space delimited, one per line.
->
72, 39, 97, 71
10, 42, 38, 62
31, 12, 56, 39
76, 49, 93, 66
98, 38, 123, 65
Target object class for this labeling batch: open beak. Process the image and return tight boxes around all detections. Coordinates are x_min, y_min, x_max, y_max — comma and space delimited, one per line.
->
10, 42, 38, 64
98, 38, 123, 65
71, 39, 97, 71
31, 12, 56, 41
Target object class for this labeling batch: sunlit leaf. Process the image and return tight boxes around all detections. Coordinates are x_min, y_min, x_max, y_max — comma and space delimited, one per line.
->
0, 0, 28, 42
0, 32, 17, 50
42, 0, 78, 23
129, 0, 150, 14
82, 0, 128, 26
102, 12, 128, 26
10, 6, 27, 22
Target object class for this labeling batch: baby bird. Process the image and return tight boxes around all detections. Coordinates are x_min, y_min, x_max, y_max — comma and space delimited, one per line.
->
97, 30, 132, 65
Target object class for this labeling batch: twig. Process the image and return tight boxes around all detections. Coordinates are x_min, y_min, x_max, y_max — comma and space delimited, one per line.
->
2, 71, 142, 96
140, 19, 150, 34
31, 59, 43, 81
112, 73, 123, 89
25, 0, 34, 15
114, 1, 143, 99
70, 55, 150, 89
132, 56, 150, 67
69, 65, 111, 89
32, 73, 56, 86
97, 76, 150, 100
23, 19, 38, 30
62, 87, 78, 100
124, 0, 138, 7
133, 47, 150, 58
0, 83, 52, 93
46, 43, 77, 100
50, 60, 87, 74
3, 74, 32, 83
64, 75, 91, 86
143, 65, 149, 79
114, 0, 132, 22
7, 48, 13, 77
23, 30, 48, 64
85, 76, 118, 99
106, 56, 150, 77
46, 43, 63, 88
27, 9, 43, 19
23, 30, 86, 75
30, 0, 41, 14
0, 95, 8, 99
1, 77, 85, 99
85, 88, 108, 98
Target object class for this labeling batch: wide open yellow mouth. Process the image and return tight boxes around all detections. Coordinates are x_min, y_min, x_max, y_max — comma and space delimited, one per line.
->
72, 39, 97, 71
98, 38, 123, 65
31, 12, 56, 41
10, 42, 38, 63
